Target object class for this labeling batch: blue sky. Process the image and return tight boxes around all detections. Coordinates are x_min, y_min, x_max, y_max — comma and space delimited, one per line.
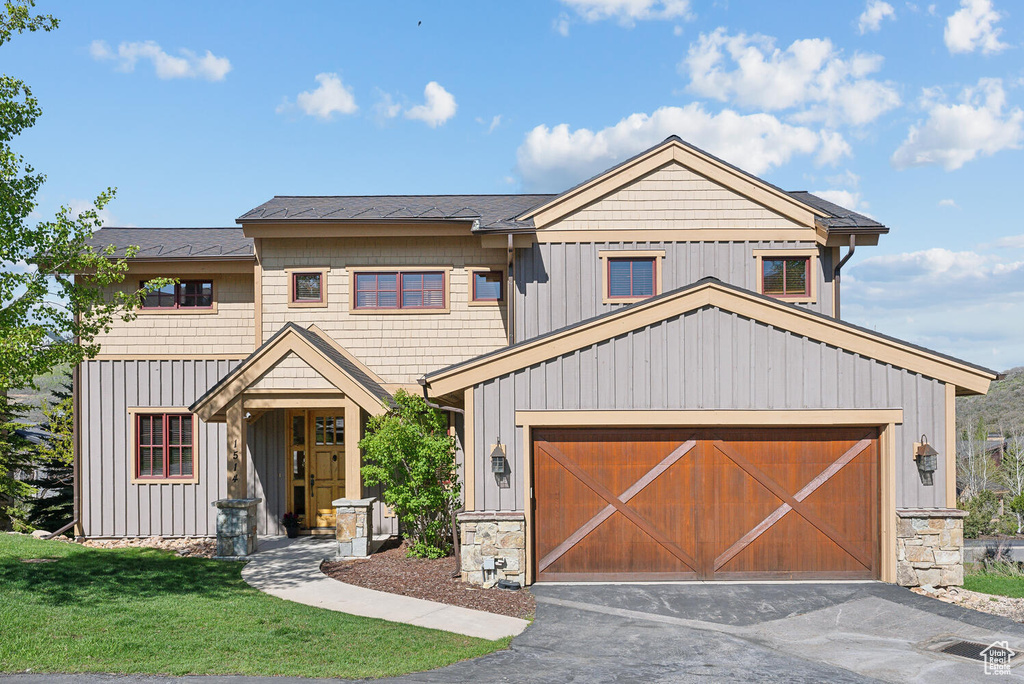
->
6, 1, 1024, 369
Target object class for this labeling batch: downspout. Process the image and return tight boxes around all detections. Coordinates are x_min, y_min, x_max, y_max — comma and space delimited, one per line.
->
832, 234, 856, 320
507, 233, 514, 346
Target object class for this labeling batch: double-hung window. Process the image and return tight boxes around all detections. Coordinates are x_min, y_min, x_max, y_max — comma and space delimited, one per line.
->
354, 271, 446, 310
136, 413, 194, 480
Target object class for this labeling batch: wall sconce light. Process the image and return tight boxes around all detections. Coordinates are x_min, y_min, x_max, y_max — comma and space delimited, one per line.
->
490, 444, 507, 474
915, 435, 939, 474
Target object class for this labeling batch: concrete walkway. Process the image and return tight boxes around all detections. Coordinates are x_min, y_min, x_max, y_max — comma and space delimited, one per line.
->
239, 536, 529, 641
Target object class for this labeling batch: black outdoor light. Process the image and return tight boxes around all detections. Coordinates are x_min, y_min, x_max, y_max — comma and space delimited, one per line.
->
916, 435, 939, 474
490, 444, 507, 474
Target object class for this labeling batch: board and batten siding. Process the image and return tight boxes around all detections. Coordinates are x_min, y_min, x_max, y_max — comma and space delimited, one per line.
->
514, 241, 834, 341
472, 305, 948, 513
79, 359, 291, 537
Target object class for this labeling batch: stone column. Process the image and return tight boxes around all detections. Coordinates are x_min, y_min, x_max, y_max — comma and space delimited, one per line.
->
333, 497, 375, 558
212, 498, 262, 558
895, 508, 967, 587
458, 511, 526, 588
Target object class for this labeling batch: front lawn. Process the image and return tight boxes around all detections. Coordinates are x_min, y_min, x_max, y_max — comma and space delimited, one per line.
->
964, 570, 1024, 598
0, 534, 507, 678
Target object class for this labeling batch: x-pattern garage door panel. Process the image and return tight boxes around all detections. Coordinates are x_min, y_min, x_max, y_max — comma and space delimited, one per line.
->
533, 428, 879, 581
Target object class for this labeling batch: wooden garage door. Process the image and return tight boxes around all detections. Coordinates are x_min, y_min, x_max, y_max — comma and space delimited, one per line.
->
533, 428, 878, 582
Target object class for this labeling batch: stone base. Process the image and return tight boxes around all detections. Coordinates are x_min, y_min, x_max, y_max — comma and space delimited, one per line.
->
333, 497, 375, 558
896, 508, 967, 587
459, 511, 526, 588
212, 498, 261, 558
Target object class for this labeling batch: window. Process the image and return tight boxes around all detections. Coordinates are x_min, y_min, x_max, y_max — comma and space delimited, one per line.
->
354, 271, 445, 310
607, 258, 655, 299
142, 280, 213, 309
762, 257, 809, 298
136, 413, 194, 480
292, 272, 323, 303
471, 270, 503, 302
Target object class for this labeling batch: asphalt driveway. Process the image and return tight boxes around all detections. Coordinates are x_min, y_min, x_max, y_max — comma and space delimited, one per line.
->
5, 582, 1024, 683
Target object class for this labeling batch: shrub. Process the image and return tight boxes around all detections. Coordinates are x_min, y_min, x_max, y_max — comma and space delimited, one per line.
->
962, 489, 999, 538
359, 390, 460, 558
996, 514, 1020, 537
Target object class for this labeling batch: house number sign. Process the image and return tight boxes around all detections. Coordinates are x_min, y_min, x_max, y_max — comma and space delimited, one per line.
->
231, 439, 239, 483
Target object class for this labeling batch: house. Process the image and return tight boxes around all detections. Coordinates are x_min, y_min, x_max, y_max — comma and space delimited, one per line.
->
77, 136, 996, 588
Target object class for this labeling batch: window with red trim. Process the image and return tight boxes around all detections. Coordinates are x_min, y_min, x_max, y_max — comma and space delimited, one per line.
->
136, 413, 194, 480
142, 280, 213, 309
762, 257, 809, 298
472, 270, 503, 302
354, 271, 445, 309
291, 272, 323, 303
607, 258, 655, 299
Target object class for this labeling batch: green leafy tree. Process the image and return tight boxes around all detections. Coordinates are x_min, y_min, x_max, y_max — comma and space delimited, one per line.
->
0, 2, 163, 521
963, 489, 999, 539
24, 378, 73, 532
359, 390, 460, 558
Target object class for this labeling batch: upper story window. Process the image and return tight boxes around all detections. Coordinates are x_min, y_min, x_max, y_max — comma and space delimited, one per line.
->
471, 269, 503, 303
142, 280, 213, 309
608, 258, 656, 299
354, 271, 446, 310
136, 413, 194, 480
762, 257, 809, 298
292, 272, 323, 303
286, 267, 329, 308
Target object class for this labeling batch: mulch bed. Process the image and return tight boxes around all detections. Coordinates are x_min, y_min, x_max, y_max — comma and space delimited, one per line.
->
321, 540, 535, 620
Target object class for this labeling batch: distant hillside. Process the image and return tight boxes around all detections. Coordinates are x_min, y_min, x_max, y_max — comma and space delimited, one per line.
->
957, 367, 1024, 435
7, 365, 71, 425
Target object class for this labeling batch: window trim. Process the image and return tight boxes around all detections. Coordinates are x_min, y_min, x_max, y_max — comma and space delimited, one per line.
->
138, 280, 218, 315
347, 266, 452, 315
468, 267, 505, 306
127, 407, 199, 484
285, 267, 330, 309
598, 250, 665, 304
752, 248, 818, 304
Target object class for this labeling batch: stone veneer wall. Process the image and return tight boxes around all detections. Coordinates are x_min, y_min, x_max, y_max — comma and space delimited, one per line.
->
896, 508, 966, 588
458, 511, 526, 587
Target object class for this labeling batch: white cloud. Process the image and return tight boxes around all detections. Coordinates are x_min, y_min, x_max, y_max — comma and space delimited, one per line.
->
858, 1, 895, 33
279, 73, 358, 120
844, 245, 1024, 367
813, 189, 867, 213
476, 115, 502, 133
373, 90, 402, 121
404, 81, 457, 127
891, 78, 1024, 170
68, 198, 118, 228
515, 104, 846, 191
945, 0, 1009, 54
682, 29, 900, 126
560, 0, 693, 26
554, 13, 571, 36
938, 198, 959, 208
89, 39, 231, 81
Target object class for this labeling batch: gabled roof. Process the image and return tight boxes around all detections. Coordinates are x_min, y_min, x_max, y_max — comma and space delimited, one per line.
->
86, 227, 253, 260
191, 323, 391, 421
514, 136, 887, 238
422, 278, 996, 397
237, 194, 554, 230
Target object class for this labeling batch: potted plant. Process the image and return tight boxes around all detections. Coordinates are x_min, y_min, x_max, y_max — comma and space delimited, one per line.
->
282, 512, 300, 538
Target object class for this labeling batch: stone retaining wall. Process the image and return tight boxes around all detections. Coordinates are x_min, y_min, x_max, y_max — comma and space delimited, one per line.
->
896, 508, 966, 588
458, 511, 526, 587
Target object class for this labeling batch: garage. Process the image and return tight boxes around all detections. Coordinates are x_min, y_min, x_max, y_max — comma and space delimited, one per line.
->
533, 427, 879, 582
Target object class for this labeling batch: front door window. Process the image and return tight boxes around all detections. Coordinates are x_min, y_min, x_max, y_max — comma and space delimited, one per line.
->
310, 412, 346, 528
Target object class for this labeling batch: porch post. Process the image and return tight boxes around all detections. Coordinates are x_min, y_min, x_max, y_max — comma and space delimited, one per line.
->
212, 397, 260, 559
344, 397, 361, 500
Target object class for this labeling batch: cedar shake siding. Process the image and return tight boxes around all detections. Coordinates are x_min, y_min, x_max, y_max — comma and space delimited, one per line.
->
469, 305, 949, 513
515, 240, 834, 340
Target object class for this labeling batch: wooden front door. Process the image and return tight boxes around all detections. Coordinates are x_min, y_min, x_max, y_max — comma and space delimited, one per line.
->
533, 427, 878, 582
309, 411, 346, 528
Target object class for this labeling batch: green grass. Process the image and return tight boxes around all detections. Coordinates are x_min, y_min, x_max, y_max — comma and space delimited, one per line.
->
964, 570, 1024, 598
0, 534, 507, 678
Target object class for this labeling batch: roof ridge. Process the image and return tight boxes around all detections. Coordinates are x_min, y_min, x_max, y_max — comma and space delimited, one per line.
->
267, 193, 557, 199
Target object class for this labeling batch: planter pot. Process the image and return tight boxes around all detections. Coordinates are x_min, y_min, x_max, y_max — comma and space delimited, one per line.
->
285, 526, 299, 539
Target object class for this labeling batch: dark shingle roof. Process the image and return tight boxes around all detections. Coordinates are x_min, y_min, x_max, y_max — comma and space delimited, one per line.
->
786, 192, 886, 230
237, 194, 555, 230
87, 227, 253, 259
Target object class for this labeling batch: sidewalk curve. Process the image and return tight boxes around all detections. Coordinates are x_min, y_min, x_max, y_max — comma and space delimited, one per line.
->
240, 536, 529, 641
